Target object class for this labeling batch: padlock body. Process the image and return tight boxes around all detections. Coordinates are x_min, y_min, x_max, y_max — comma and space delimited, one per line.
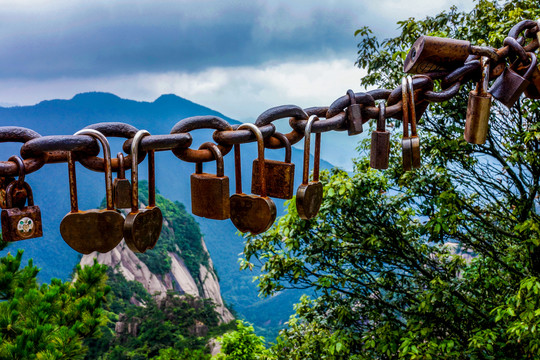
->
113, 178, 132, 209
296, 181, 323, 220
370, 131, 391, 169
60, 209, 124, 254
402, 136, 421, 171
251, 159, 295, 200
191, 173, 230, 220
124, 206, 163, 253
230, 193, 276, 235
464, 90, 492, 144
346, 104, 363, 135
404, 36, 471, 74
1, 206, 43, 242
517, 62, 540, 99
489, 67, 530, 108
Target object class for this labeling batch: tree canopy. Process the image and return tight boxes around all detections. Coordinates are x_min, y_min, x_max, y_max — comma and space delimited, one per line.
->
242, 0, 540, 358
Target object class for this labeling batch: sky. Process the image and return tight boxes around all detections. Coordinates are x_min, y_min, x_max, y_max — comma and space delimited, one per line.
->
0, 0, 474, 169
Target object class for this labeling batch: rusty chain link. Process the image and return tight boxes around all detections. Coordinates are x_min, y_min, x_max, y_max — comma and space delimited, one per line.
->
1, 20, 540, 176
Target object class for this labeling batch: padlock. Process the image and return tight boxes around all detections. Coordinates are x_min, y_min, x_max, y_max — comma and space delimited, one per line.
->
296, 115, 324, 220
113, 152, 132, 209
60, 129, 124, 254
370, 102, 391, 169
191, 142, 230, 220
504, 36, 540, 100
404, 35, 498, 74
1, 156, 43, 242
229, 123, 276, 235
489, 52, 537, 108
402, 76, 421, 171
346, 89, 363, 135
124, 130, 163, 253
252, 132, 295, 199
465, 56, 492, 144
404, 36, 472, 73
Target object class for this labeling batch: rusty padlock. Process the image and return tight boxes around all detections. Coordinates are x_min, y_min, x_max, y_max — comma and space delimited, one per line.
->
1, 156, 43, 242
229, 123, 276, 235
296, 115, 324, 220
402, 76, 421, 171
346, 89, 363, 135
503, 36, 540, 100
191, 142, 230, 220
113, 152, 132, 209
370, 102, 391, 169
60, 129, 124, 254
404, 35, 497, 74
465, 56, 492, 144
252, 132, 295, 199
124, 130, 163, 253
489, 52, 537, 108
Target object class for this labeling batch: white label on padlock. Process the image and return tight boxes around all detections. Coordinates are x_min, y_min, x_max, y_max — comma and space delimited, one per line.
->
17, 217, 35, 237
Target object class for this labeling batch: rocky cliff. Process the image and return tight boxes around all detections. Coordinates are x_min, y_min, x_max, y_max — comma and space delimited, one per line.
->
80, 238, 234, 324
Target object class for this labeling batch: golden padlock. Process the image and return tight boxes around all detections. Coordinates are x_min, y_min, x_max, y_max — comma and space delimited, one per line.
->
464, 56, 492, 144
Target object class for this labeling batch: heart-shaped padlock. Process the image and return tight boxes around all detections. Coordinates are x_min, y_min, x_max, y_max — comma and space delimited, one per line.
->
229, 123, 276, 235
296, 115, 323, 220
60, 129, 124, 254
124, 130, 163, 253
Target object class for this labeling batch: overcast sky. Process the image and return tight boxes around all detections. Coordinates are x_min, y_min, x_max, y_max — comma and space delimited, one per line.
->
0, 0, 473, 169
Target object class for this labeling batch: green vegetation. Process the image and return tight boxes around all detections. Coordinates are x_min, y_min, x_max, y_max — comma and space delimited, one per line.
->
213, 321, 266, 360
237, 0, 540, 358
0, 250, 109, 359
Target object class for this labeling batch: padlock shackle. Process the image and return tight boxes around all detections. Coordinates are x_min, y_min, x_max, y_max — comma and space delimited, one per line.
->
117, 152, 126, 179
5, 180, 34, 208
407, 76, 418, 136
522, 52, 537, 79
237, 123, 267, 197
198, 142, 224, 177
74, 129, 114, 211
272, 132, 292, 163
477, 57, 491, 96
377, 102, 387, 132
7, 155, 25, 185
347, 89, 357, 105
302, 115, 321, 185
401, 77, 410, 138
130, 130, 153, 212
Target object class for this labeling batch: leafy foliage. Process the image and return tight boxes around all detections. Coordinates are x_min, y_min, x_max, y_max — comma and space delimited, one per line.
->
0, 250, 109, 359
213, 320, 267, 360
242, 0, 540, 358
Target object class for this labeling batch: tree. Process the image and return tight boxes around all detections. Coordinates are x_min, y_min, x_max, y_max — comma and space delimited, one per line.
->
213, 320, 267, 360
242, 0, 540, 358
0, 250, 110, 359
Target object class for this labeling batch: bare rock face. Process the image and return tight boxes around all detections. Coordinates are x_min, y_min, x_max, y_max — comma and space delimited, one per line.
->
80, 238, 233, 323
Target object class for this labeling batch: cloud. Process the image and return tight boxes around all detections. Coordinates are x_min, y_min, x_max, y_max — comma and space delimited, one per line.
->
0, 0, 363, 79
0, 0, 473, 80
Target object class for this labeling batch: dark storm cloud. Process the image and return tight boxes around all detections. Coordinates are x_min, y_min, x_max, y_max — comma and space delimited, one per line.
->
0, 1, 364, 79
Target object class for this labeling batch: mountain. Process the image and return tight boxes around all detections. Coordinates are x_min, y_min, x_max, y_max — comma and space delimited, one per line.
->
77, 185, 234, 357
0, 92, 333, 338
